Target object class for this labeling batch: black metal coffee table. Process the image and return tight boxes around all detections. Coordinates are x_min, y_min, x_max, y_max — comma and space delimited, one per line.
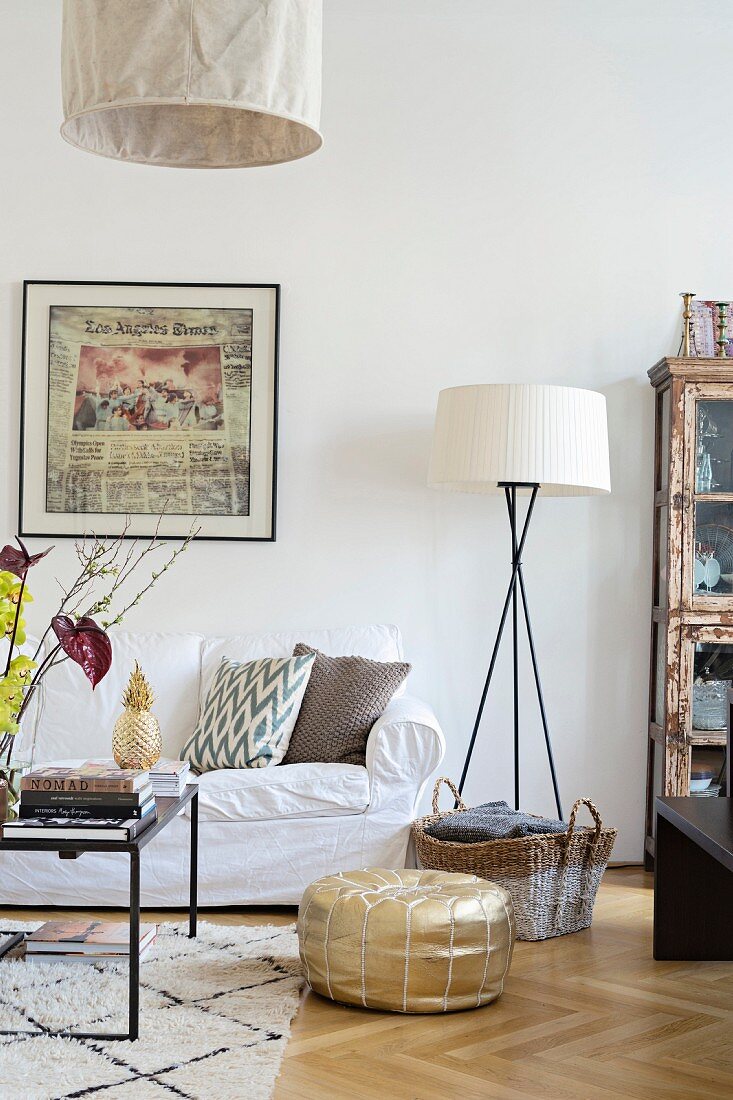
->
0, 783, 198, 1041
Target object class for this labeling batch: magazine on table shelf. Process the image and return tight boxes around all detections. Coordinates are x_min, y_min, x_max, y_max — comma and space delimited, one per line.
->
26, 920, 156, 963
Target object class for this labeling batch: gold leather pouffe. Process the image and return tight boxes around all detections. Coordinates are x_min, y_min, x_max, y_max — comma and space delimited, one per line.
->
297, 868, 515, 1013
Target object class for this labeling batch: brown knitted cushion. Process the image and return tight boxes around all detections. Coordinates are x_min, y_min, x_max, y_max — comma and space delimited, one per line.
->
281, 644, 411, 767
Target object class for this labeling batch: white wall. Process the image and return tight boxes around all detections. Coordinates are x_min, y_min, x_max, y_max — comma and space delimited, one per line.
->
2, 0, 732, 861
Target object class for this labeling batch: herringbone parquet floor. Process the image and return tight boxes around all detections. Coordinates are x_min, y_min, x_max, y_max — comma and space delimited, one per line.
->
275, 868, 733, 1100
3, 869, 731, 1099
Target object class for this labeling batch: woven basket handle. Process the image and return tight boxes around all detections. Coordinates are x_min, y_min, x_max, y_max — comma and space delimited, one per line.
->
432, 777, 468, 814
565, 798, 603, 847
555, 798, 605, 920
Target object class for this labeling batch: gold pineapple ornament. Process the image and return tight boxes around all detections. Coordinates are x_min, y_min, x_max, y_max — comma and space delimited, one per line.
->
112, 662, 162, 770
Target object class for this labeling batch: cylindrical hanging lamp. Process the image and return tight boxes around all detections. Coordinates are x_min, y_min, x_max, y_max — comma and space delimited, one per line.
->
60, 0, 323, 169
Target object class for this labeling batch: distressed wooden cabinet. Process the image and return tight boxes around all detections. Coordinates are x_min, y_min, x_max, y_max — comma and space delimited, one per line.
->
646, 358, 733, 867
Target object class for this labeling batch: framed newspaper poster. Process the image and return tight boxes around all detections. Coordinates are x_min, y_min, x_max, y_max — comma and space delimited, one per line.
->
20, 281, 279, 541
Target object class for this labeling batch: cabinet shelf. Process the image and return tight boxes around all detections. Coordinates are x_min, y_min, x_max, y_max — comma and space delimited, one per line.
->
693, 492, 733, 502
689, 730, 727, 746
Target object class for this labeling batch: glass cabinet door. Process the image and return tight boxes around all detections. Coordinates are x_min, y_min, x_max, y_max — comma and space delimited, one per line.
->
685, 384, 733, 607
679, 627, 731, 797
694, 399, 733, 495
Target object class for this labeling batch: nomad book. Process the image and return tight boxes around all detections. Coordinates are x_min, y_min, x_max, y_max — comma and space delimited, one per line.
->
21, 762, 150, 794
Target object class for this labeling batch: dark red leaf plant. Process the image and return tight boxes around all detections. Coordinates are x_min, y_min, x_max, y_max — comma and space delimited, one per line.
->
0, 519, 198, 795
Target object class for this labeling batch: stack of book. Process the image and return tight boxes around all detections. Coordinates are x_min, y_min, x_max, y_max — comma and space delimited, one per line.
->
25, 920, 156, 965
149, 759, 190, 798
2, 762, 157, 841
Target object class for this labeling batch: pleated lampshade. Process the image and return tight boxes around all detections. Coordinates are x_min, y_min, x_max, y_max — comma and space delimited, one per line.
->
60, 0, 323, 168
428, 383, 611, 496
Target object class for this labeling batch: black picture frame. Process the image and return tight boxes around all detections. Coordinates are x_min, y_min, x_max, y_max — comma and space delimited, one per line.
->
19, 280, 279, 542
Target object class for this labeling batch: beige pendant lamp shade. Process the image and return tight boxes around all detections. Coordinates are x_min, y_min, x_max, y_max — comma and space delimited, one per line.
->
60, 0, 323, 168
428, 383, 611, 496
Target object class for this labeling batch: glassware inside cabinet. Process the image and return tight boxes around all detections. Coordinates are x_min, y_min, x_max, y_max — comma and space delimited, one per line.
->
691, 641, 733, 733
695, 400, 733, 493
689, 745, 726, 797
694, 502, 733, 595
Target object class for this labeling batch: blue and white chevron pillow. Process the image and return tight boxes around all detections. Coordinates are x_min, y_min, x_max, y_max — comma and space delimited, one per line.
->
182, 653, 316, 772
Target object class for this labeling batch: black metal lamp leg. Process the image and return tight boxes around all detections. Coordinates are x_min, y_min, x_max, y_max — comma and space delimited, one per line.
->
189, 790, 198, 939
517, 564, 563, 820
509, 485, 520, 810
457, 486, 539, 800
457, 483, 563, 819
129, 849, 140, 1042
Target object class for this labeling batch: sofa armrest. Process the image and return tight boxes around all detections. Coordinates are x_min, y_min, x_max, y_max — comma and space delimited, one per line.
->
365, 694, 446, 813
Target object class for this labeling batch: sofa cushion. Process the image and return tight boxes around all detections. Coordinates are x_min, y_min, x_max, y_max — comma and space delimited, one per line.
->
181, 653, 315, 772
189, 762, 371, 822
32, 632, 204, 763
200, 624, 404, 705
282, 645, 411, 767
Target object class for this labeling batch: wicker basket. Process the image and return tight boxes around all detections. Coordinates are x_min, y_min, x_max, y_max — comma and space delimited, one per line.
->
412, 778, 617, 941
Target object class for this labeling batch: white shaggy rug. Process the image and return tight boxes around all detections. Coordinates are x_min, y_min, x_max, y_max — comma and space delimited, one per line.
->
0, 921, 303, 1100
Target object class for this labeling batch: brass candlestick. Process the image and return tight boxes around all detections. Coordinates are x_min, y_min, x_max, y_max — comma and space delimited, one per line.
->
680, 291, 695, 356
716, 302, 729, 358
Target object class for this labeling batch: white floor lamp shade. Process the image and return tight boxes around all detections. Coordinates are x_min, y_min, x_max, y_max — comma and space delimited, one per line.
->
61, 0, 323, 168
428, 383, 611, 496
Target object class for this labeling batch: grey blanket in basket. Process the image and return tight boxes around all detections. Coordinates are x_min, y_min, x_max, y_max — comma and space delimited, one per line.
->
425, 800, 567, 842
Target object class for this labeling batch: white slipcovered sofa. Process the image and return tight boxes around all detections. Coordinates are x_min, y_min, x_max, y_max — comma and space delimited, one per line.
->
2, 624, 445, 907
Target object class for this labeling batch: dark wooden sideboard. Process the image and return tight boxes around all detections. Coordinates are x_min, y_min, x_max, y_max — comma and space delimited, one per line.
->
654, 796, 733, 960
